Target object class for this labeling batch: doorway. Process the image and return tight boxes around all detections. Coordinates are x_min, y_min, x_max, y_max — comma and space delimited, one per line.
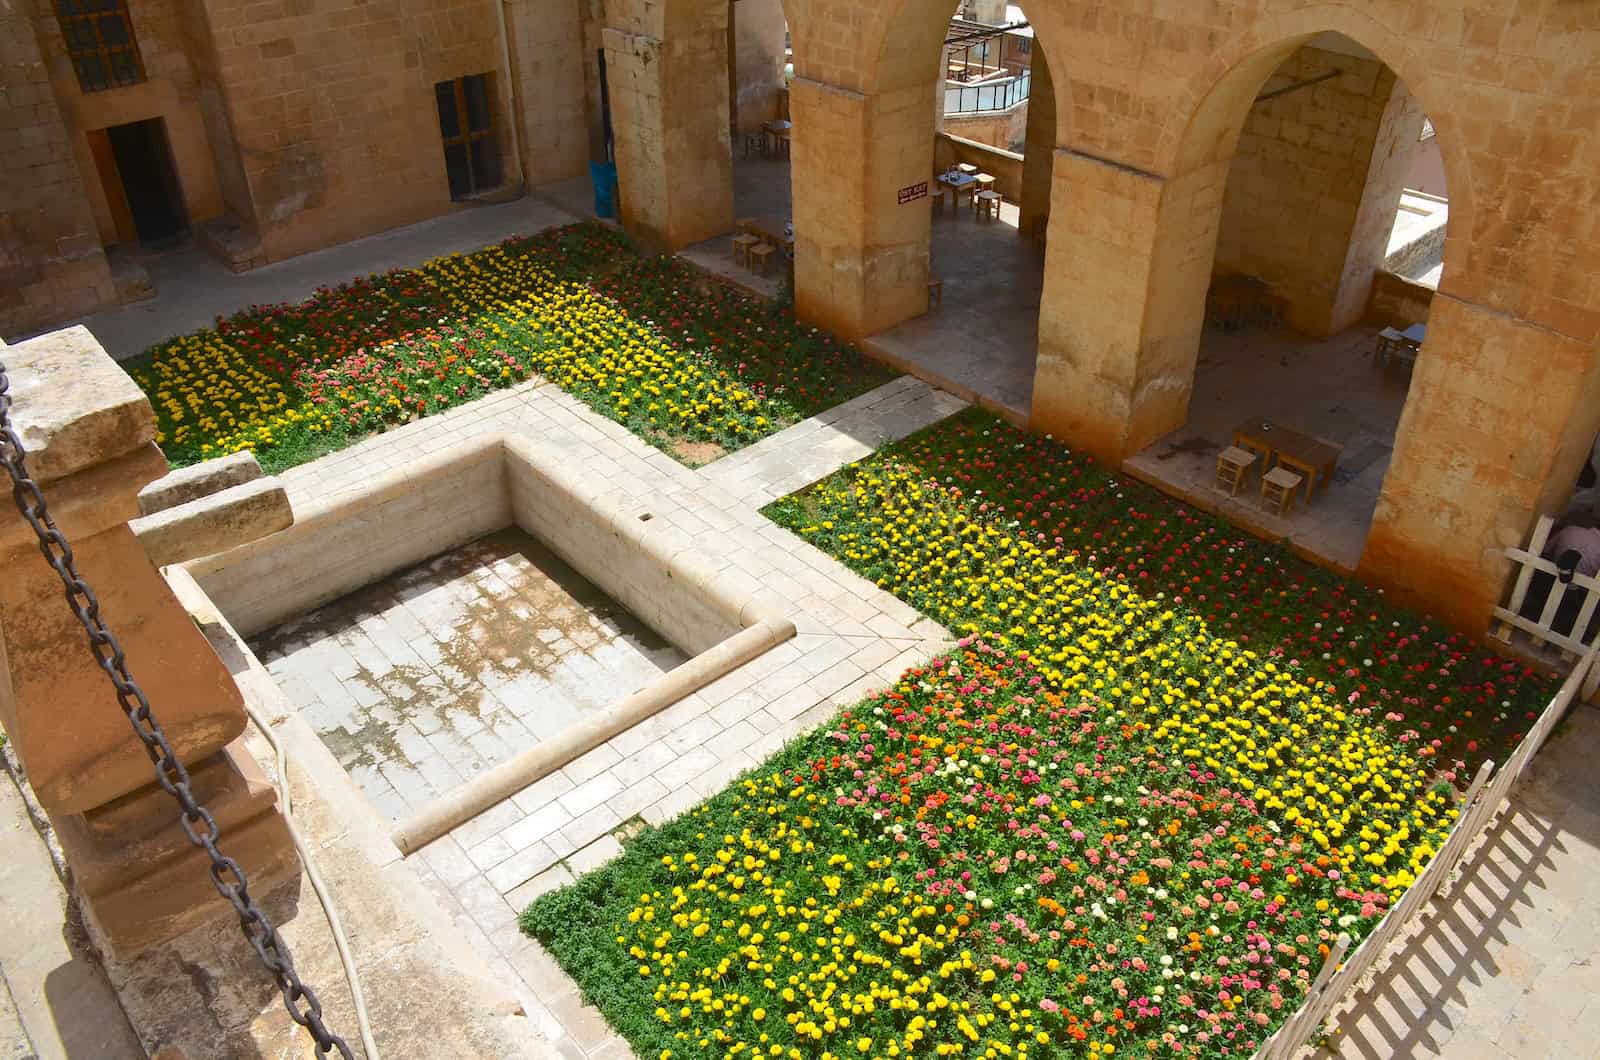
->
98, 118, 188, 248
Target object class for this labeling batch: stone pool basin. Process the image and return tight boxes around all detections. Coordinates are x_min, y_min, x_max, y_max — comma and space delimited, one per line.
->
183, 434, 794, 852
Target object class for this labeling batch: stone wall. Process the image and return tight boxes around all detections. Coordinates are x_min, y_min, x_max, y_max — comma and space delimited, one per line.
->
1213, 43, 1422, 336
0, 0, 117, 339
507, 0, 591, 185
1368, 270, 1434, 327
32, 0, 228, 249
194, 0, 517, 263
933, 133, 1023, 201
942, 102, 1027, 153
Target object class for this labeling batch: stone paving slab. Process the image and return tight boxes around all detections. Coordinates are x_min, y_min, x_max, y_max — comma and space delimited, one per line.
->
79, 196, 581, 360
699, 375, 967, 505
262, 377, 958, 1056
251, 528, 686, 822
0, 765, 143, 1060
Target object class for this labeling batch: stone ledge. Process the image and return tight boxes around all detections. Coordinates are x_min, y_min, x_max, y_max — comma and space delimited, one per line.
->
4, 326, 155, 484
138, 451, 264, 516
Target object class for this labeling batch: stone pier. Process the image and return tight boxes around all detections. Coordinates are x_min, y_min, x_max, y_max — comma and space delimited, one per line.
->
0, 326, 295, 957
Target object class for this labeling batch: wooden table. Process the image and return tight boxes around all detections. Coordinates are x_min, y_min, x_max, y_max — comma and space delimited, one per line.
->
1400, 322, 1426, 346
1232, 416, 1342, 501
937, 171, 977, 211
741, 215, 793, 253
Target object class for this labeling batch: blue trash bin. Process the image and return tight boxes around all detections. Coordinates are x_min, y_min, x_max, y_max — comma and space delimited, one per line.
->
590, 161, 618, 219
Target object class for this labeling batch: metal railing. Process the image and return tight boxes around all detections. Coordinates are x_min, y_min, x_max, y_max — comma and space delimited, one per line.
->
944, 70, 1029, 115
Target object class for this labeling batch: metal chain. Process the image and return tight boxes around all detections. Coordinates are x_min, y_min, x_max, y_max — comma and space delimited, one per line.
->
0, 360, 354, 1059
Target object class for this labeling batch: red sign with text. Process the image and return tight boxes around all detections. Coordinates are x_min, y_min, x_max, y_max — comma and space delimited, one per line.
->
898, 182, 929, 205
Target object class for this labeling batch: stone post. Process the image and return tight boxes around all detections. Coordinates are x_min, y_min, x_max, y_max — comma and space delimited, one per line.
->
0, 326, 294, 957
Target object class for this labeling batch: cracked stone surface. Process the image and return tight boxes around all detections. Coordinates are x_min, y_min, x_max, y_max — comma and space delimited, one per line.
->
251, 527, 686, 821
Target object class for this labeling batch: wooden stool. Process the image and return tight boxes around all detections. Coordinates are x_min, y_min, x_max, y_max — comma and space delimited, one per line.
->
928, 278, 944, 306
732, 232, 760, 266
742, 132, 766, 158
975, 173, 996, 195
975, 190, 1002, 222
1214, 445, 1256, 497
748, 242, 776, 274
1374, 326, 1403, 368
1261, 466, 1303, 517
956, 162, 978, 175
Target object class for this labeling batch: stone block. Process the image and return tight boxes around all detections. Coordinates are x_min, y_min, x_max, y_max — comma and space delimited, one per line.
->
138, 451, 264, 516
132, 477, 293, 567
2, 327, 154, 484
54, 739, 296, 959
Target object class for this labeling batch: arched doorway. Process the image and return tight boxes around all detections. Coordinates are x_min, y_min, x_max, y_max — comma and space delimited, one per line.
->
787, 0, 1064, 422
1119, 30, 1444, 571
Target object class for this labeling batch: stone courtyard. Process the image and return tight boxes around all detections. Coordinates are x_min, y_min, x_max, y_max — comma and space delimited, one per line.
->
2, 186, 1599, 1058
2, 0, 1598, 1056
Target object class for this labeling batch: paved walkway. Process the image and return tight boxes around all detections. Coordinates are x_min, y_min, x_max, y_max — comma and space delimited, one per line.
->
864, 197, 1042, 421
1310, 705, 1600, 1060
256, 375, 964, 1057
1125, 322, 1408, 571
0, 764, 144, 1060
700, 374, 967, 506
77, 196, 579, 360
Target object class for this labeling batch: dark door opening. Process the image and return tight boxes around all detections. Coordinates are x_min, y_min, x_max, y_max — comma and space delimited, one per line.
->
105, 118, 188, 248
435, 73, 502, 200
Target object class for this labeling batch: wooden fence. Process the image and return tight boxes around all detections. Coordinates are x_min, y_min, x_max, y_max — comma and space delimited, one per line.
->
1252, 635, 1600, 1059
1493, 514, 1600, 661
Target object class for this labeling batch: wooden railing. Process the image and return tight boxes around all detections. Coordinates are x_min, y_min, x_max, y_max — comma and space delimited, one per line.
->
1252, 636, 1600, 1059
1493, 513, 1600, 662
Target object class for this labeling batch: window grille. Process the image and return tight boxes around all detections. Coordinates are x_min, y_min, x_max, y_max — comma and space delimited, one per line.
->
435, 74, 502, 200
56, 0, 145, 93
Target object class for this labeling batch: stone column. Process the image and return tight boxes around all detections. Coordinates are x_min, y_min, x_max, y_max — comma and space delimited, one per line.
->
1016, 44, 1055, 239
0, 327, 293, 956
603, 3, 734, 251
1360, 297, 1600, 631
791, 76, 933, 341
1030, 150, 1226, 461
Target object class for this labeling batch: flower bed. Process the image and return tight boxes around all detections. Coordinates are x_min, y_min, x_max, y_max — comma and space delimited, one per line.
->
122, 223, 895, 474
768, 410, 1546, 779
524, 410, 1554, 1060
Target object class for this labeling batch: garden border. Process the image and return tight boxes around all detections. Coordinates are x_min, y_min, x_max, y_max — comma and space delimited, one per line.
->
1253, 636, 1600, 1059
